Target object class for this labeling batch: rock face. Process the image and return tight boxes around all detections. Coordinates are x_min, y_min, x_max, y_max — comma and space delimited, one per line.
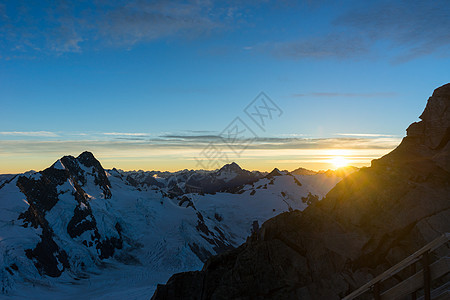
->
377, 83, 450, 173
13, 152, 122, 278
151, 83, 450, 300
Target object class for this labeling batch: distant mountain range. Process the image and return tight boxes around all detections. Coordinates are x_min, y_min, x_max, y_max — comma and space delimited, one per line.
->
0, 152, 355, 299
117, 162, 357, 196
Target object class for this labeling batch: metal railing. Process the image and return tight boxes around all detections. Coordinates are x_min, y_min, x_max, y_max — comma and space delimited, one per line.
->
343, 233, 450, 300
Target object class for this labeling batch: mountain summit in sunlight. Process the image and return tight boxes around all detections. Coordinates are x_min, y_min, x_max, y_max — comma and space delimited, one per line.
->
151, 83, 450, 300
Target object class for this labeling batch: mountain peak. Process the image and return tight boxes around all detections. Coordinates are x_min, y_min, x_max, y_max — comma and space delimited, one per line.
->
54, 151, 112, 198
77, 151, 99, 167
374, 82, 450, 172
219, 162, 242, 173
265, 168, 282, 179
431, 82, 450, 97
291, 167, 317, 176
55, 151, 102, 172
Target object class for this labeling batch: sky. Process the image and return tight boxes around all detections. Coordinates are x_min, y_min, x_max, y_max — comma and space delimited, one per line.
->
0, 0, 449, 173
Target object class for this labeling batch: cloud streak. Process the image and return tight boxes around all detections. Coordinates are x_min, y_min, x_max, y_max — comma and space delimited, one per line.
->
0, 0, 237, 56
334, 0, 450, 62
272, 0, 450, 62
272, 33, 369, 60
103, 132, 151, 137
335, 133, 398, 138
98, 0, 222, 47
0, 131, 59, 137
292, 92, 397, 98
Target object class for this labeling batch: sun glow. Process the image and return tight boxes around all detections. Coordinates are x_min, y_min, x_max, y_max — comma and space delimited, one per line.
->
330, 156, 350, 169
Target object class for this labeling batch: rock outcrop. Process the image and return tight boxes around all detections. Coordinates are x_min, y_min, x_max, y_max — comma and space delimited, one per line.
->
151, 83, 450, 300
15, 151, 122, 277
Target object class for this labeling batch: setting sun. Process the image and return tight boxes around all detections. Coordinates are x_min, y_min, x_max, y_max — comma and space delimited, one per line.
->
330, 156, 349, 169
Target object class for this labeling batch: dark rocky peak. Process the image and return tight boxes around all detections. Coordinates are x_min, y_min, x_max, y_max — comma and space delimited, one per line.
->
108, 168, 124, 180
17, 153, 106, 220
57, 152, 111, 199
407, 83, 450, 150
265, 168, 282, 179
217, 162, 242, 174
373, 83, 450, 172
58, 155, 82, 180
15, 152, 122, 278
77, 152, 110, 183
77, 151, 98, 166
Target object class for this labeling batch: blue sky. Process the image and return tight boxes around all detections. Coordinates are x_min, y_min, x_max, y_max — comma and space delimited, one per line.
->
0, 0, 449, 173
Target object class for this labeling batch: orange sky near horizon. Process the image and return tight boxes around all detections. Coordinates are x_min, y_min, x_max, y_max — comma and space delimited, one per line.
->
0, 145, 397, 174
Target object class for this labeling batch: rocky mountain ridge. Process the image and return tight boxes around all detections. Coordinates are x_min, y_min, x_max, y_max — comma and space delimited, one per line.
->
151, 83, 450, 299
117, 162, 264, 196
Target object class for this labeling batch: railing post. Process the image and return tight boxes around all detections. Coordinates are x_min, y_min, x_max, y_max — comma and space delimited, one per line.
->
422, 252, 431, 300
411, 262, 417, 300
373, 282, 381, 300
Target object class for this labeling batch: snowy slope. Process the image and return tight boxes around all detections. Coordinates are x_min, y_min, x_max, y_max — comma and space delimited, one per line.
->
0, 152, 350, 299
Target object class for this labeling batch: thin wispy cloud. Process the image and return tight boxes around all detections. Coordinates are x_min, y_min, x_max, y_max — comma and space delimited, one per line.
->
0, 131, 59, 137
183, 130, 218, 134
0, 0, 238, 57
272, 0, 450, 62
103, 132, 151, 137
334, 0, 450, 62
160, 134, 223, 141
335, 133, 398, 138
280, 133, 307, 137
272, 33, 369, 60
99, 0, 223, 47
292, 92, 397, 98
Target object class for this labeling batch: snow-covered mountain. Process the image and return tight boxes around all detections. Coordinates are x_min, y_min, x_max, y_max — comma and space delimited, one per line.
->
118, 161, 264, 196
0, 152, 354, 299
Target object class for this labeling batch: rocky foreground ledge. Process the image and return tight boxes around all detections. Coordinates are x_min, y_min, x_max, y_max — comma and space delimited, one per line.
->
151, 83, 450, 300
